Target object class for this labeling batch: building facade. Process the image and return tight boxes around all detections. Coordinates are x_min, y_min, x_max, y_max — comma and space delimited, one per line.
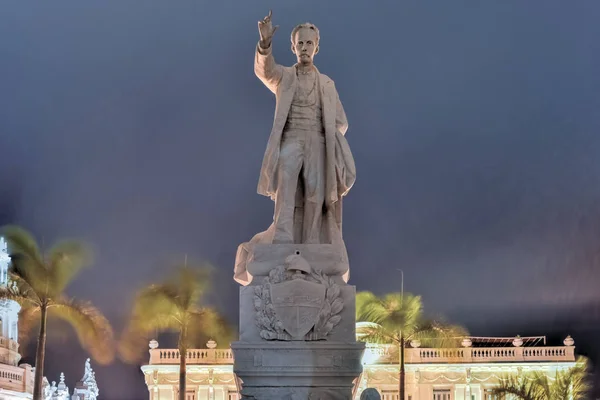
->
0, 238, 100, 400
0, 237, 33, 400
141, 328, 578, 400
356, 335, 577, 400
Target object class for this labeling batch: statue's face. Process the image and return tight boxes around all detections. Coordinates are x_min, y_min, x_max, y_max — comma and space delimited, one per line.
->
292, 28, 319, 65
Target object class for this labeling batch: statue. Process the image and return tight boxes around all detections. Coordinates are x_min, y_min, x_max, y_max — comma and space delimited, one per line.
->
231, 14, 365, 398
254, 10, 355, 245
234, 11, 355, 285
72, 358, 99, 400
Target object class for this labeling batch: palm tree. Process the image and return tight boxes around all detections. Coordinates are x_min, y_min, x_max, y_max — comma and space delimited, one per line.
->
492, 356, 590, 400
0, 226, 114, 400
119, 264, 230, 400
356, 291, 466, 400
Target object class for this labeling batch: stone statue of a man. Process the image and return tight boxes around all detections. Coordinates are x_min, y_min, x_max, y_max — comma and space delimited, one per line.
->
254, 10, 355, 245
233, 11, 356, 285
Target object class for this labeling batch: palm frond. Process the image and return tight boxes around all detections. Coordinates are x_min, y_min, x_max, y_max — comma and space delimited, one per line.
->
171, 265, 212, 310
118, 325, 154, 364
8, 272, 43, 305
2, 226, 49, 296
531, 371, 552, 398
356, 291, 379, 321
117, 283, 183, 364
357, 291, 408, 328
17, 305, 41, 357
49, 297, 115, 365
568, 356, 592, 399
492, 374, 545, 400
356, 291, 424, 340
0, 282, 40, 308
494, 361, 590, 400
47, 240, 92, 297
9, 258, 50, 300
1, 226, 43, 262
408, 319, 467, 348
380, 293, 422, 328
355, 322, 398, 345
549, 356, 590, 399
356, 291, 468, 351
119, 264, 223, 365
186, 307, 233, 349
130, 284, 182, 331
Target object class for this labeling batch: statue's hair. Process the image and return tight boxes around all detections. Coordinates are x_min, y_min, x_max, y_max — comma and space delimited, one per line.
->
290, 23, 320, 45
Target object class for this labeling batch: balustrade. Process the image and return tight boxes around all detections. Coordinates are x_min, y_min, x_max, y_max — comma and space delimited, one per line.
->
405, 345, 575, 364
150, 344, 574, 366
150, 348, 234, 365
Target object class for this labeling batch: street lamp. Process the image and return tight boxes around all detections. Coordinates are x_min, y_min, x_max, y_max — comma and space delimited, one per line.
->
396, 268, 404, 299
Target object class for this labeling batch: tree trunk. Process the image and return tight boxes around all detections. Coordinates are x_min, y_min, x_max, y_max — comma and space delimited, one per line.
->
33, 305, 47, 400
178, 328, 187, 400
399, 335, 405, 400
178, 347, 186, 400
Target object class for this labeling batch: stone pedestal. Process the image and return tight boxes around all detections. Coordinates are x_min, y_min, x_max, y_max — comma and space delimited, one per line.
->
232, 341, 364, 400
232, 244, 364, 400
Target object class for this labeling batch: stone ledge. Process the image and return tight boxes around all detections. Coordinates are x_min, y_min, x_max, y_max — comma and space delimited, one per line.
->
245, 244, 349, 285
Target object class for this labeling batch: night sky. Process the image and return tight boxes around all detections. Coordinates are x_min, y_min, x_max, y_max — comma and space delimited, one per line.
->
2, 1, 600, 399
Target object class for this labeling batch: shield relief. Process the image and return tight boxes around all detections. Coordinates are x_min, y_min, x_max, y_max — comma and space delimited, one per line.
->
270, 279, 326, 339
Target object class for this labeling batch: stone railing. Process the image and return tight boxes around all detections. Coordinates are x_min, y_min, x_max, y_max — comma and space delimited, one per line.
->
361, 344, 576, 365
0, 363, 31, 394
149, 348, 234, 365
151, 344, 575, 366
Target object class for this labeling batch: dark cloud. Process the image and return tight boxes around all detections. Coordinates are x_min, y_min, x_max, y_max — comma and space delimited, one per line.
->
1, 1, 600, 398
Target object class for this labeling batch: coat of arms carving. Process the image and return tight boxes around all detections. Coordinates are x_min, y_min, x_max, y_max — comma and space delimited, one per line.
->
254, 254, 343, 340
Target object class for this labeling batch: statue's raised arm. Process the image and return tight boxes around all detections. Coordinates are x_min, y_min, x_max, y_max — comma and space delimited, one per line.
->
255, 10, 283, 92
258, 10, 279, 49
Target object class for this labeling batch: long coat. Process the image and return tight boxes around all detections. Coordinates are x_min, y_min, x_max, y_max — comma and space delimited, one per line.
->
254, 44, 355, 206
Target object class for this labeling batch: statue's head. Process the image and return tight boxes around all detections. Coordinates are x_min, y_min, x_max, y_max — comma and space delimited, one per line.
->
290, 23, 320, 65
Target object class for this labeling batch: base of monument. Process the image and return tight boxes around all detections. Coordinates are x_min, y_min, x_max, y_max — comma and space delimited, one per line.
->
239, 243, 350, 286
231, 341, 365, 400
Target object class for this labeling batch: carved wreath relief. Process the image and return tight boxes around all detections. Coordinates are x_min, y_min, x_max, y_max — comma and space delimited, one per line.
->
254, 254, 343, 340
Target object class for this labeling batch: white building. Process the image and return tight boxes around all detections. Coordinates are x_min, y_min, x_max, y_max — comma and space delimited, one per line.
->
0, 238, 99, 400
357, 332, 577, 400
141, 328, 578, 400
0, 237, 33, 400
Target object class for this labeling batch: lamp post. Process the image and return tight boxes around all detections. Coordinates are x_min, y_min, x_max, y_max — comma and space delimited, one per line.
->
396, 268, 404, 299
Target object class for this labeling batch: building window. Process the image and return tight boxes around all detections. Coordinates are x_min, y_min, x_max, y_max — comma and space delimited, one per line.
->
433, 389, 452, 400
228, 394, 240, 400
484, 390, 504, 400
381, 391, 399, 400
